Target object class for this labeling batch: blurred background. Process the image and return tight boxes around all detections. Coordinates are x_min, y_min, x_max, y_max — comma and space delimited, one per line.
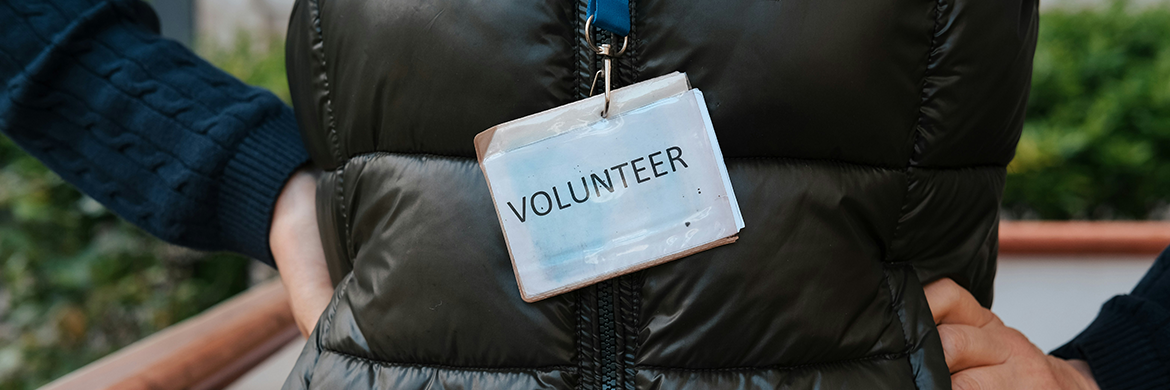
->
2, 0, 1170, 388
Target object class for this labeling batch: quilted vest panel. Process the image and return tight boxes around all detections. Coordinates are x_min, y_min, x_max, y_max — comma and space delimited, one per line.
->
282, 0, 1038, 388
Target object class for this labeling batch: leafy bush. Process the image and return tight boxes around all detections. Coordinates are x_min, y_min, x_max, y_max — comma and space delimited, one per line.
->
0, 35, 286, 390
1005, 2, 1170, 220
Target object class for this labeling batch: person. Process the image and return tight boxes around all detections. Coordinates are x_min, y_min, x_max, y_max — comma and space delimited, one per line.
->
276, 0, 1034, 386
0, 0, 1160, 389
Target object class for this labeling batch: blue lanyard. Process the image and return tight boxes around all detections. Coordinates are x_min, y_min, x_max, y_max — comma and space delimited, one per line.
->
587, 0, 630, 36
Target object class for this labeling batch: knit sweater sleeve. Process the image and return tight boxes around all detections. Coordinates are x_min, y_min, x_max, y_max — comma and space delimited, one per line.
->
1051, 247, 1170, 389
0, 0, 309, 266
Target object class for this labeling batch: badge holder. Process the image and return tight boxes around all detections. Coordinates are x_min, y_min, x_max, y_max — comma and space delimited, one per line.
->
474, 17, 744, 303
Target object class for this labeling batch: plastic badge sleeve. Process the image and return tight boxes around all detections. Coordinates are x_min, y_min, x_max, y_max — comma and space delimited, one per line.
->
475, 72, 744, 302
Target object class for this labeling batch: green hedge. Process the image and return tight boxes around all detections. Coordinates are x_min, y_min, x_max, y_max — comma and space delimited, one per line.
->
1005, 2, 1170, 220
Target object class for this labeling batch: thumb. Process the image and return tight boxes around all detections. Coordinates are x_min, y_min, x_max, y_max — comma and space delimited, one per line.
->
924, 278, 995, 327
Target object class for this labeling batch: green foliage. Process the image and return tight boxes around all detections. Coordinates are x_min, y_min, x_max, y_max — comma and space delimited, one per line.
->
0, 136, 253, 390
0, 34, 287, 390
1005, 2, 1170, 219
199, 33, 290, 103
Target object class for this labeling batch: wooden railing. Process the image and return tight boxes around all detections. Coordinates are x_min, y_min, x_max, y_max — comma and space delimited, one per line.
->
999, 221, 1170, 255
38, 221, 1170, 390
40, 279, 299, 390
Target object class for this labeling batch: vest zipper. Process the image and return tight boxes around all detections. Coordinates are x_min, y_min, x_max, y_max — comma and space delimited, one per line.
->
598, 280, 620, 389
589, 23, 624, 390
576, 1, 638, 387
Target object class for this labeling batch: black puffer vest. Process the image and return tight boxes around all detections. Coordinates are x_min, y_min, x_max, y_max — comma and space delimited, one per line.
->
282, 0, 1038, 388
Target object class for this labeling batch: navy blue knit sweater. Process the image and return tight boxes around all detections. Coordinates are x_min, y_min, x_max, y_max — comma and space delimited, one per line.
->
0, 0, 308, 266
1053, 247, 1170, 389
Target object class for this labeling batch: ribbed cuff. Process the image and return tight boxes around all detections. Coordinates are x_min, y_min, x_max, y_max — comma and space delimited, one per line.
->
218, 108, 310, 266
1051, 296, 1170, 390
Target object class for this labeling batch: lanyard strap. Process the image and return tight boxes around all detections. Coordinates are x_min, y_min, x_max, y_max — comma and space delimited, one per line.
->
587, 0, 630, 36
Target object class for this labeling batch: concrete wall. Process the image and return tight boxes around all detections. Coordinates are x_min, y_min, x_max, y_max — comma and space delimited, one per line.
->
995, 255, 1155, 352
196, 0, 295, 48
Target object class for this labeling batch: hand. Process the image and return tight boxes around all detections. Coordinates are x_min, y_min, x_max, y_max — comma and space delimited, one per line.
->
923, 278, 1099, 390
270, 168, 334, 337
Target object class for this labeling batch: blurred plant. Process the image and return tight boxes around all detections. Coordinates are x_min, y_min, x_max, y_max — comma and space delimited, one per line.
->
198, 32, 290, 103
0, 32, 286, 390
1005, 1, 1170, 220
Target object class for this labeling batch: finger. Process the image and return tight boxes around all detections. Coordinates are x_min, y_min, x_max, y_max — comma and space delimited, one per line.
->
938, 323, 1012, 373
925, 278, 995, 327
951, 364, 1017, 390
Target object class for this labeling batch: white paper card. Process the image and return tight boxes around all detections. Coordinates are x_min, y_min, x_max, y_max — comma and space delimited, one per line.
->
475, 72, 744, 302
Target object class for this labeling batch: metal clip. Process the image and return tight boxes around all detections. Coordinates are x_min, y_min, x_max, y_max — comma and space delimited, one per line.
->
588, 45, 615, 118
585, 15, 629, 118
584, 16, 629, 57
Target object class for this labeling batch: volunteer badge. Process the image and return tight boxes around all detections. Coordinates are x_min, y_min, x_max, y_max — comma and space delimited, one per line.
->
474, 72, 745, 302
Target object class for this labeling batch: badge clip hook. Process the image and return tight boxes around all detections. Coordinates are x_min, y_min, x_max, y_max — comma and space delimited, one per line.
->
585, 15, 629, 118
